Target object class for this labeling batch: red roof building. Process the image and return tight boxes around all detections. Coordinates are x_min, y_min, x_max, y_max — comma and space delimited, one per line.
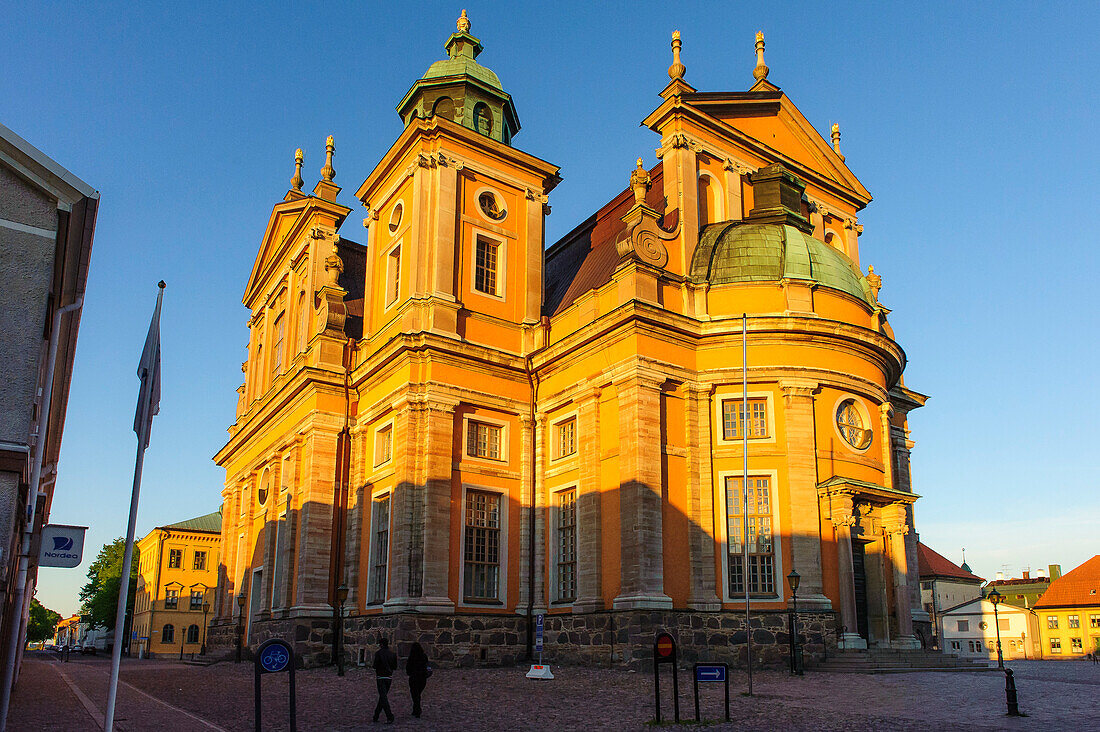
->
1033, 556, 1100, 658
1034, 556, 1100, 610
916, 543, 983, 649
917, 543, 984, 583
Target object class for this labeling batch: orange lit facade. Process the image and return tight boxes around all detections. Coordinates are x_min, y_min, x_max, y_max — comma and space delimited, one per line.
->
211, 15, 929, 666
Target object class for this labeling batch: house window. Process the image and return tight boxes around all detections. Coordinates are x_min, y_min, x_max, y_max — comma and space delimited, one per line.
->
478, 191, 506, 221
556, 418, 576, 459
271, 311, 284, 378
165, 589, 179, 609
474, 236, 499, 295
920, 581, 932, 591
957, 620, 969, 632
1047, 616, 1059, 629
998, 618, 1009, 631
722, 399, 767, 440
296, 292, 309, 352
1068, 615, 1080, 628
386, 245, 401, 306
1050, 638, 1062, 653
162, 624, 175, 643
375, 425, 393, 466
950, 641, 960, 650
1071, 637, 1083, 653
168, 549, 182, 569
556, 489, 577, 602
190, 590, 204, 610
725, 476, 774, 596
836, 398, 873, 449
187, 624, 200, 644
193, 551, 207, 571
467, 420, 502, 460
369, 494, 390, 605
1090, 614, 1100, 628
463, 490, 501, 601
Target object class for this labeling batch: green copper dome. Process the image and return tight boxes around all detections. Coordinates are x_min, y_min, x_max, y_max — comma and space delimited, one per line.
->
690, 222, 874, 305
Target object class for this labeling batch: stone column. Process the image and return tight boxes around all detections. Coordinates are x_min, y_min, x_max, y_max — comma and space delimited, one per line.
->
574, 388, 604, 613
882, 503, 920, 649
415, 397, 457, 613
685, 383, 720, 610
878, 403, 895, 493
830, 492, 866, 649
779, 379, 832, 611
612, 373, 673, 610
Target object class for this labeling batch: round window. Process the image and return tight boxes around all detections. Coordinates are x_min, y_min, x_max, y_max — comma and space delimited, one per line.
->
836, 399, 872, 450
478, 191, 506, 221
388, 202, 403, 234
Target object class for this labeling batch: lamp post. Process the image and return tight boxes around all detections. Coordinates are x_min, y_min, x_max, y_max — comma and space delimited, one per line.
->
988, 588, 1004, 669
787, 569, 802, 676
335, 585, 348, 676
201, 602, 210, 656
236, 592, 247, 663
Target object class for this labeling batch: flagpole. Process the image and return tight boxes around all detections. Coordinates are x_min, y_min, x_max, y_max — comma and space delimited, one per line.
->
743, 312, 752, 696
105, 281, 163, 731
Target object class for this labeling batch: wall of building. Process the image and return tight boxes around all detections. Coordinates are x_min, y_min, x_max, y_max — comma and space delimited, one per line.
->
1037, 607, 1100, 658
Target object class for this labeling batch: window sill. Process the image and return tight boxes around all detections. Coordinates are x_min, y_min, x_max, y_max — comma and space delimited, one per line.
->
461, 599, 504, 607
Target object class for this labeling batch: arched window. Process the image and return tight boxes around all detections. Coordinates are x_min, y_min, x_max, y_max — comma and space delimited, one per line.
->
473, 103, 493, 136
187, 625, 200, 644
270, 312, 284, 379
432, 97, 455, 121
253, 345, 264, 396
257, 468, 270, 506
698, 173, 722, 226
162, 624, 174, 643
296, 292, 308, 353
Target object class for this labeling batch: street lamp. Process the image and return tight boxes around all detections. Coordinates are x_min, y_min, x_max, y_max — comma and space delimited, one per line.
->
335, 585, 349, 677
236, 591, 247, 664
787, 569, 802, 676
988, 588, 1004, 669
201, 602, 210, 656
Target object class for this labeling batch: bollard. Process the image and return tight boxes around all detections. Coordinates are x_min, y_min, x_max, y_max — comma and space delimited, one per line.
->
1004, 668, 1021, 716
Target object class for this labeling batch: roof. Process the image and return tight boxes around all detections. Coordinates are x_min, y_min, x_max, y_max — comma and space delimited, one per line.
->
0, 122, 98, 201
917, 542, 984, 583
162, 509, 222, 533
1033, 555, 1100, 609
985, 577, 1050, 588
939, 596, 1029, 616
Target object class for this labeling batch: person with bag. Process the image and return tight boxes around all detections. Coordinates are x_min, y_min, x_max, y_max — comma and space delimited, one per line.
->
372, 636, 398, 723
405, 642, 432, 718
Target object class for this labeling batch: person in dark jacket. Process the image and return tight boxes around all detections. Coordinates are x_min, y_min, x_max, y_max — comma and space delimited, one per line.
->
405, 642, 431, 718
372, 637, 398, 723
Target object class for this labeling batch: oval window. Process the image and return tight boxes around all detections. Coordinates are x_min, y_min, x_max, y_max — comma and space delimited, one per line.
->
478, 191, 506, 221
836, 399, 872, 450
388, 202, 403, 234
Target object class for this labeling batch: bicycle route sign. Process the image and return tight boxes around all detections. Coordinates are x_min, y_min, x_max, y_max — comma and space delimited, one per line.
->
258, 639, 292, 674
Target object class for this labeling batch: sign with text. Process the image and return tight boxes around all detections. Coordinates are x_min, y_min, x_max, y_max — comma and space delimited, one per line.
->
38, 524, 86, 568
534, 613, 544, 654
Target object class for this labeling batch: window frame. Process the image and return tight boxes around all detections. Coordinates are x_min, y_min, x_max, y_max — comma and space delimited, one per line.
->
1050, 637, 1062, 653
1068, 614, 1080, 628
164, 588, 179, 610
384, 241, 402, 310
366, 490, 392, 606
462, 414, 508, 464
192, 550, 207, 571
832, 394, 875, 453
552, 415, 578, 461
167, 548, 182, 570
270, 310, 285, 379
468, 228, 507, 301
551, 487, 578, 604
161, 624, 175, 644
1047, 615, 1059, 629
374, 421, 394, 468
714, 391, 775, 446
189, 589, 204, 610
186, 624, 200, 644
716, 469, 782, 602
458, 484, 508, 607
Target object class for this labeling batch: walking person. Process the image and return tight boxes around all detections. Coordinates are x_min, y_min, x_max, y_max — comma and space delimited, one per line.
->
372, 636, 398, 724
406, 642, 432, 718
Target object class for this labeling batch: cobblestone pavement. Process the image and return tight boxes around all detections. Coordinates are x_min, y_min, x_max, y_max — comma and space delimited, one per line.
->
10, 653, 1100, 730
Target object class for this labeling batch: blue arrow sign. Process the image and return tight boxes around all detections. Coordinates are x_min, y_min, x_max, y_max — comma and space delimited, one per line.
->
695, 664, 726, 682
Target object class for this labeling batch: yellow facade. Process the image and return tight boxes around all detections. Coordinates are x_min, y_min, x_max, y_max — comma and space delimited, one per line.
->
129, 511, 220, 658
1036, 608, 1100, 658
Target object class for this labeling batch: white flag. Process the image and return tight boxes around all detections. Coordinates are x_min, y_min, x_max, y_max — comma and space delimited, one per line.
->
133, 282, 164, 448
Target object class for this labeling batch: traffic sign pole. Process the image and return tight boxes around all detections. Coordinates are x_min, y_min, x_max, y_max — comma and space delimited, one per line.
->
692, 663, 730, 723
254, 639, 296, 732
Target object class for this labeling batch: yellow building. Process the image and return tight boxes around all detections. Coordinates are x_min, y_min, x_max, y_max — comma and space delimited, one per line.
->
1034, 555, 1100, 659
212, 14, 930, 668
129, 511, 221, 658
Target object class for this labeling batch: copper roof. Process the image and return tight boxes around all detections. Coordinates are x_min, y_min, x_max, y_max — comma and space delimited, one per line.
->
917, 542, 984, 582
1033, 555, 1100, 609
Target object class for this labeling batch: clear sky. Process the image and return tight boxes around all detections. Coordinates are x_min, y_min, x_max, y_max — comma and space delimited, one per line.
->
4, 2, 1097, 616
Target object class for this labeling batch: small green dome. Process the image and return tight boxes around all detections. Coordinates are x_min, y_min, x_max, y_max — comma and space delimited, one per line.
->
690, 222, 873, 305
422, 55, 504, 92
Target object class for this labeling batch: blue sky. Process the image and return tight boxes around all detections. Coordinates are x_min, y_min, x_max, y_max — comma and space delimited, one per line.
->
4, 2, 1096, 615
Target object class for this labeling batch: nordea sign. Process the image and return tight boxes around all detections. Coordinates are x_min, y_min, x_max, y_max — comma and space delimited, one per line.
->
38, 524, 87, 568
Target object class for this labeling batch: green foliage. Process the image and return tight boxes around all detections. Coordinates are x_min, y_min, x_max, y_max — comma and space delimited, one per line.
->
78, 538, 138, 630
26, 598, 62, 643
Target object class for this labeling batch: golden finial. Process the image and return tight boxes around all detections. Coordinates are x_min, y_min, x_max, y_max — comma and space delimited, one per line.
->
321, 135, 335, 183
629, 158, 651, 206
831, 123, 841, 153
457, 9, 470, 33
291, 148, 304, 191
753, 31, 769, 82
668, 30, 686, 81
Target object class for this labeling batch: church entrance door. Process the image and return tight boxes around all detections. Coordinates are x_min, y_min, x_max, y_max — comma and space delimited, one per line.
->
851, 541, 870, 640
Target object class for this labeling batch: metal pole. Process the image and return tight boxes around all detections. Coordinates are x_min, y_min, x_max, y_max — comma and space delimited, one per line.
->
336, 601, 345, 677
201, 607, 208, 655
742, 313, 752, 695
993, 603, 1003, 669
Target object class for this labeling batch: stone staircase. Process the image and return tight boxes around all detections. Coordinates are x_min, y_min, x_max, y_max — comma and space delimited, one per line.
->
813, 648, 996, 673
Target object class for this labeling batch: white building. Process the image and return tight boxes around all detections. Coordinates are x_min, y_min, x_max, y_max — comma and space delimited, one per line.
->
940, 597, 1035, 661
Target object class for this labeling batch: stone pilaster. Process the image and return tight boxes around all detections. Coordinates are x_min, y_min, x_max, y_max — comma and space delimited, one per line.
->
882, 503, 920, 649
531, 414, 548, 613
612, 373, 673, 610
685, 383, 720, 610
383, 401, 418, 613
573, 388, 604, 613
779, 379, 831, 611
878, 403, 895, 494
416, 397, 457, 613
291, 431, 335, 614
830, 492, 866, 649
722, 159, 752, 223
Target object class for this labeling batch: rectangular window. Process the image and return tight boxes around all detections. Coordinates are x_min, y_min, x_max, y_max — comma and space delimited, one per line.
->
369, 495, 390, 605
467, 420, 502, 460
193, 551, 207, 571
957, 620, 969, 632
1068, 615, 1080, 628
375, 425, 393, 466
1050, 638, 1062, 653
1047, 616, 1059, 629
920, 581, 932, 591
1090, 614, 1100, 628
556, 418, 576, 459
168, 549, 182, 569
463, 490, 501, 601
556, 489, 577, 602
474, 236, 499, 295
1071, 637, 1083, 653
271, 312, 284, 378
725, 475, 774, 596
386, 245, 401, 306
998, 618, 1010, 631
165, 589, 179, 609
190, 590, 204, 610
951, 641, 960, 650
721, 398, 768, 440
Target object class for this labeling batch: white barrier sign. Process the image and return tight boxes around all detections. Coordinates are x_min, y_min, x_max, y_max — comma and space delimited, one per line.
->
38, 524, 87, 568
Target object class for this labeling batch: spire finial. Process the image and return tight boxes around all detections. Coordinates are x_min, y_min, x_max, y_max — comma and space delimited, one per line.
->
753, 31, 769, 82
321, 135, 335, 183
291, 148, 304, 191
831, 122, 841, 153
457, 8, 470, 33
668, 30, 686, 81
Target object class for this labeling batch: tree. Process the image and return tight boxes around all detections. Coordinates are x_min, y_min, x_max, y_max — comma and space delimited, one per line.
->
79, 538, 138, 630
26, 598, 62, 644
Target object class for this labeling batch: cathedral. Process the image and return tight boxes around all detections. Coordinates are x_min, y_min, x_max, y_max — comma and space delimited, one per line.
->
210, 12, 930, 668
